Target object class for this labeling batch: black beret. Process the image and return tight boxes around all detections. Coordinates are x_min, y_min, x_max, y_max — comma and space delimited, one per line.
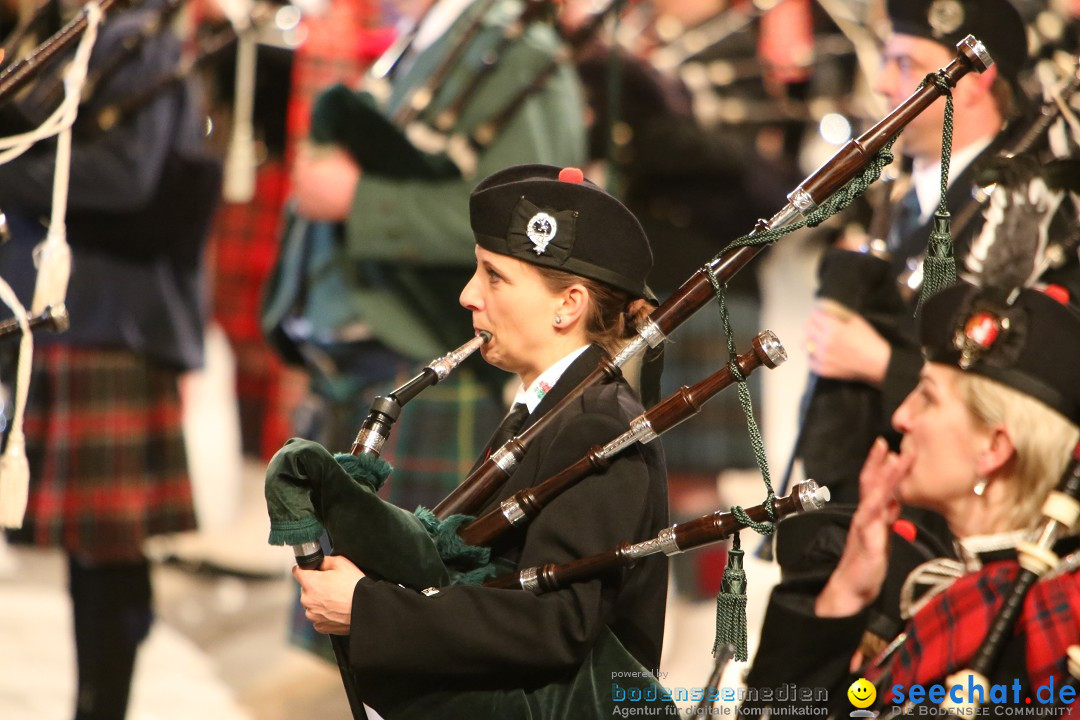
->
920, 283, 1080, 425
885, 0, 1028, 84
469, 164, 654, 300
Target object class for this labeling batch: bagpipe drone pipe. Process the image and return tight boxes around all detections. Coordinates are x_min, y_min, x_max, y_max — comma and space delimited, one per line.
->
0, 304, 68, 341
265, 331, 794, 718
268, 330, 787, 588
0, 0, 125, 109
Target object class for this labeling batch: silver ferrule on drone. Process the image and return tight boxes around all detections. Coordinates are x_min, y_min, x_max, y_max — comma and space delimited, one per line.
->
519, 566, 541, 593
500, 496, 528, 527
622, 527, 681, 560
798, 480, 831, 512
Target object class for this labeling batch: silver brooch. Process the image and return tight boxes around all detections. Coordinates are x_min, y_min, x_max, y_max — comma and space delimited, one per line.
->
927, 0, 964, 38
526, 212, 557, 255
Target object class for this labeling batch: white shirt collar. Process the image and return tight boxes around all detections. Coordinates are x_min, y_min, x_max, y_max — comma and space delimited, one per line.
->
911, 137, 994, 224
513, 346, 590, 414
956, 528, 1031, 563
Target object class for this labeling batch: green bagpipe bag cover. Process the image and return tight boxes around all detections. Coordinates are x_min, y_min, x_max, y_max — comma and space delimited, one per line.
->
363, 626, 678, 719
264, 439, 678, 718
309, 84, 461, 181
265, 438, 452, 590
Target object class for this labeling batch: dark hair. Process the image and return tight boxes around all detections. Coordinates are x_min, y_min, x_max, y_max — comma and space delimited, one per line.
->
535, 266, 653, 355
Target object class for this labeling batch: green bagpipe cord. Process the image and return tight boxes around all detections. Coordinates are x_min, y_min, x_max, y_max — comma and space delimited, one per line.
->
917, 72, 958, 313
309, 84, 461, 181
264, 439, 677, 718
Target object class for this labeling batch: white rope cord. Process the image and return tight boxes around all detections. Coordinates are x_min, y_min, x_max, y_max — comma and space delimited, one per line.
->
0, 277, 32, 528
222, 8, 257, 204
0, 2, 103, 163
0, 2, 103, 527
32, 1, 103, 314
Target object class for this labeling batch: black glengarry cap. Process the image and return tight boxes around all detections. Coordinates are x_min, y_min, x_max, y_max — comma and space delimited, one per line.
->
470, 164, 654, 300
885, 0, 1028, 85
920, 283, 1080, 425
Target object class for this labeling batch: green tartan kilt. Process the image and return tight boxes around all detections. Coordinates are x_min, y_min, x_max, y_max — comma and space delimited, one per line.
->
5, 345, 196, 563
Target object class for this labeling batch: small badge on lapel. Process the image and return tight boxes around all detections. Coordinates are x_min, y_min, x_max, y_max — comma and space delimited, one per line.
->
526, 212, 558, 255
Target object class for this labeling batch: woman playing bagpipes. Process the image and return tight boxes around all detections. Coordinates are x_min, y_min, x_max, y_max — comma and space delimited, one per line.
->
744, 273, 1080, 715
289, 164, 676, 717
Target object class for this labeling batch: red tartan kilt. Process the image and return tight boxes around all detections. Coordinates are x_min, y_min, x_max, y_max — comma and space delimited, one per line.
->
8, 345, 196, 562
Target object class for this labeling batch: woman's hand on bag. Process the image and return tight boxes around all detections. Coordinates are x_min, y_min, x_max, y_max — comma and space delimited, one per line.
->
293, 554, 366, 635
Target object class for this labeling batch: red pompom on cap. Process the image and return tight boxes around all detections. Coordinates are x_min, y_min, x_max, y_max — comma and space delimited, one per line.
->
1043, 284, 1070, 306
558, 167, 584, 184
891, 518, 917, 543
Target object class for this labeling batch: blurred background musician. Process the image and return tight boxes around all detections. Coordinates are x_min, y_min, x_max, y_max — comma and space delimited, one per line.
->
586, 0, 866, 286
745, 277, 1080, 716
0, 0, 222, 717
791, 0, 1080, 505
198, 0, 390, 467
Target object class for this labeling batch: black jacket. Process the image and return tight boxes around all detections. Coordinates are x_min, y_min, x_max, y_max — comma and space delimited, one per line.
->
348, 347, 670, 706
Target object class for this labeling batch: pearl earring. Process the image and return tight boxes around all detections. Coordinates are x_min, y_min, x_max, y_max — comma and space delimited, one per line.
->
554, 315, 562, 325
973, 478, 988, 496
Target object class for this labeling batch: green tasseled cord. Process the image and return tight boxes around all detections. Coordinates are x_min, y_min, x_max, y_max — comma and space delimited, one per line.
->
696, 118, 921, 663
712, 498, 780, 662
713, 534, 748, 661
921, 211, 957, 308
917, 71, 957, 314
705, 269, 780, 661
705, 269, 776, 502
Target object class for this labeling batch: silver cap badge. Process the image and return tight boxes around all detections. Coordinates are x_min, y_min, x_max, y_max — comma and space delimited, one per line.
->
927, 0, 964, 38
526, 212, 557, 255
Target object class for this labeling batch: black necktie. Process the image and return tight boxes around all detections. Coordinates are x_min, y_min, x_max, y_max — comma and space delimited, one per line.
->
889, 189, 924, 261
486, 402, 529, 455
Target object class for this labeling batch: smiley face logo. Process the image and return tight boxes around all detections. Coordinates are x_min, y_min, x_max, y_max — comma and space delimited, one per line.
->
848, 678, 876, 709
